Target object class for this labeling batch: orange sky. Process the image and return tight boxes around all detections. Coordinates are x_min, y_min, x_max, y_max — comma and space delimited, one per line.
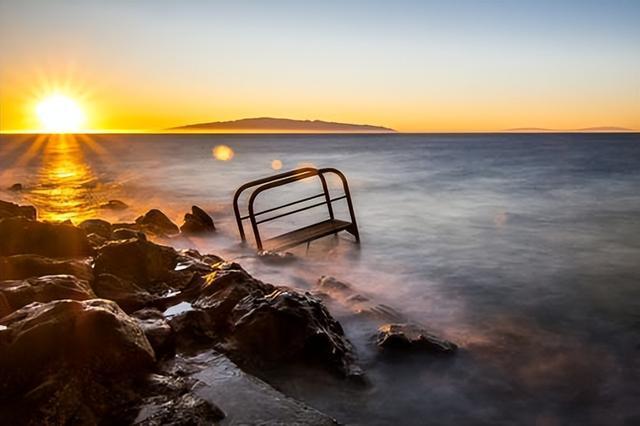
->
1, 1, 638, 133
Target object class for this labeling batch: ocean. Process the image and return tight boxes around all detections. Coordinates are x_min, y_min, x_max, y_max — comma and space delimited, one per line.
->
1, 132, 640, 424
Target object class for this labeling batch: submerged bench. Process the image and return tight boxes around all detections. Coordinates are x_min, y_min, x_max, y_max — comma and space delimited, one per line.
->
233, 167, 360, 251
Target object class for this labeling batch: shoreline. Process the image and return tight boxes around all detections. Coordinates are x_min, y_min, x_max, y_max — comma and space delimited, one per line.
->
0, 199, 456, 424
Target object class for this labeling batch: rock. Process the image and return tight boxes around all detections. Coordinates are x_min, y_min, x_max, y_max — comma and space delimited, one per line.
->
257, 250, 296, 264
229, 288, 360, 376
100, 199, 128, 210
0, 217, 92, 258
0, 275, 96, 317
112, 227, 145, 240
180, 205, 215, 235
170, 265, 360, 377
136, 209, 179, 236
0, 199, 36, 220
94, 238, 178, 288
8, 183, 23, 192
376, 323, 457, 354
131, 308, 175, 357
86, 232, 108, 250
135, 390, 224, 425
78, 218, 112, 238
316, 276, 406, 322
92, 273, 155, 313
0, 299, 155, 396
0, 254, 93, 281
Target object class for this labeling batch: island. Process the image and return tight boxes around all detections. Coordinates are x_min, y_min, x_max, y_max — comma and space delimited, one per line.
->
168, 117, 396, 133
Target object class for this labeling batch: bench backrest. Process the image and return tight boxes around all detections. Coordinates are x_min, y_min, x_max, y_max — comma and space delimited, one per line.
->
233, 167, 357, 250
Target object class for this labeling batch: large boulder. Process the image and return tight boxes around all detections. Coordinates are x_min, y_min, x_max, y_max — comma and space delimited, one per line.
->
94, 238, 178, 287
0, 299, 155, 423
180, 205, 215, 235
170, 264, 360, 377
0, 299, 155, 395
0, 275, 95, 317
0, 217, 92, 258
135, 209, 179, 236
92, 273, 155, 313
0, 254, 93, 281
0, 199, 36, 220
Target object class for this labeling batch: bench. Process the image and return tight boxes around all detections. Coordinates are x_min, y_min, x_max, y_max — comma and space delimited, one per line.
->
233, 167, 360, 251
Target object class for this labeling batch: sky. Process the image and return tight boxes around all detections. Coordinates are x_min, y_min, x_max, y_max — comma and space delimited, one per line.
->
0, 0, 639, 132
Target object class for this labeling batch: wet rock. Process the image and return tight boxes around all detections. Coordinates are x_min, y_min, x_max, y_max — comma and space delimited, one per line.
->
0, 199, 36, 220
377, 323, 457, 354
8, 183, 23, 192
92, 273, 155, 313
0, 299, 155, 397
0, 254, 93, 281
0, 275, 96, 317
112, 227, 145, 240
86, 232, 108, 250
228, 288, 360, 377
316, 276, 406, 322
94, 238, 178, 287
131, 308, 175, 357
0, 217, 93, 258
100, 199, 128, 210
257, 249, 296, 264
136, 390, 224, 425
136, 209, 179, 236
78, 218, 112, 238
180, 205, 215, 235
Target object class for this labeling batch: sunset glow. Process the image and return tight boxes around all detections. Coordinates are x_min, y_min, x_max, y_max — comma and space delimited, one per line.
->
35, 94, 85, 133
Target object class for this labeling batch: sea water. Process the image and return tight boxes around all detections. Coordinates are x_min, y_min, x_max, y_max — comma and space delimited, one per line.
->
1, 133, 639, 424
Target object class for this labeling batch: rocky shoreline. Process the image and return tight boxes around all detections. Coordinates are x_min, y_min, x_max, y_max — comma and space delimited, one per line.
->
0, 199, 456, 425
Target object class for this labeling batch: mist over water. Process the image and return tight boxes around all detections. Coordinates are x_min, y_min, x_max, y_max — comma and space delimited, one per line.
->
2, 133, 640, 424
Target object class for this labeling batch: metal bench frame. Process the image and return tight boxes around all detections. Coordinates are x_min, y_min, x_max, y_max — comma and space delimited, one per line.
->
233, 167, 360, 251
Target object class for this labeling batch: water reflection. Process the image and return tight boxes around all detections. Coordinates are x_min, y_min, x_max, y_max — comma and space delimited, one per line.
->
28, 134, 100, 223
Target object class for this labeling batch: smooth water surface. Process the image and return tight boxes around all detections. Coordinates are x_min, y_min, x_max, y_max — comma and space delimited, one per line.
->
2, 133, 639, 425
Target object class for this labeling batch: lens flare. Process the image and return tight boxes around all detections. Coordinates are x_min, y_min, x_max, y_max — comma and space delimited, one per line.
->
271, 159, 283, 170
212, 145, 234, 161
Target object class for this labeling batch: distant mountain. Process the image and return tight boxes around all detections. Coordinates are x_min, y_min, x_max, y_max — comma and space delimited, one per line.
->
168, 117, 396, 133
505, 126, 634, 132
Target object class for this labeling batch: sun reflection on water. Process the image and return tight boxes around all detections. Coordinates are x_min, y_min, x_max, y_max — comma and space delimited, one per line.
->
26, 134, 101, 223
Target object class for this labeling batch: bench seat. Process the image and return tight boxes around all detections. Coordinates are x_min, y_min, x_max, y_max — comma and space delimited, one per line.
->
264, 219, 354, 251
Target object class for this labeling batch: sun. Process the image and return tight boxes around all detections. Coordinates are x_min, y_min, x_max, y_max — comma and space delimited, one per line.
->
36, 94, 86, 133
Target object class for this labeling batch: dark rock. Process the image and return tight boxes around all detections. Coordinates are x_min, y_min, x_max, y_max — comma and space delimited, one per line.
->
100, 199, 128, 210
228, 288, 360, 376
316, 276, 406, 322
0, 217, 92, 258
8, 183, 23, 192
180, 205, 215, 235
377, 323, 457, 354
0, 275, 96, 317
86, 232, 108, 249
0, 254, 93, 281
78, 218, 112, 238
133, 371, 225, 424
112, 227, 145, 240
0, 199, 36, 220
257, 250, 296, 264
136, 209, 179, 236
131, 308, 175, 358
171, 265, 360, 377
92, 273, 155, 313
0, 299, 155, 396
94, 238, 178, 288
